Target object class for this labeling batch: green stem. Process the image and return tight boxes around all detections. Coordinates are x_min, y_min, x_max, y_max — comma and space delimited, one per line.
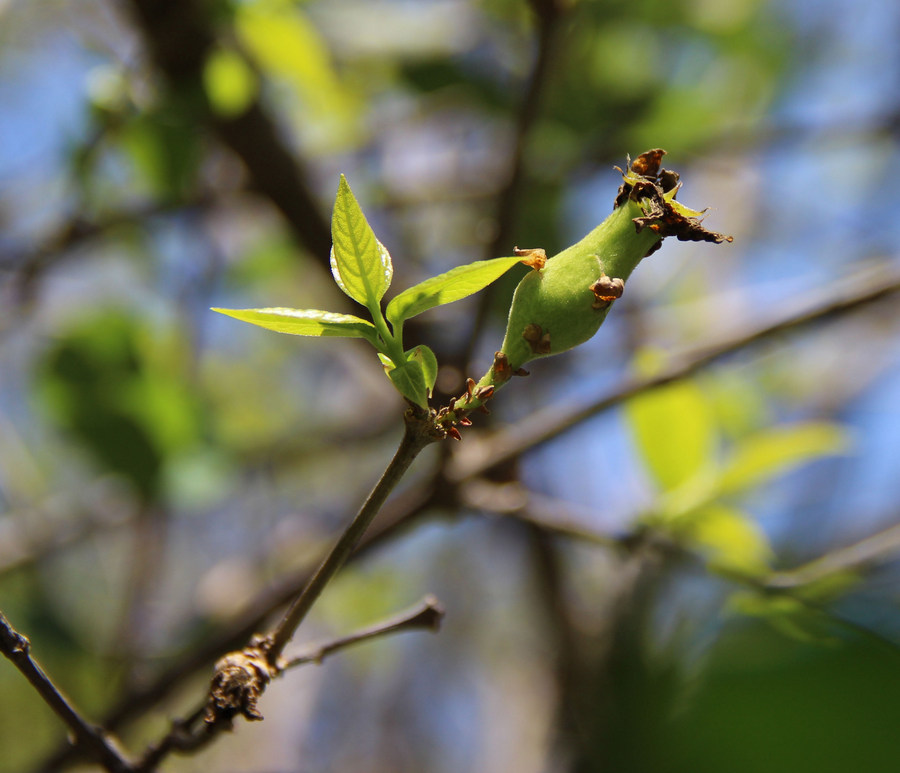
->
265, 408, 440, 662
369, 302, 405, 363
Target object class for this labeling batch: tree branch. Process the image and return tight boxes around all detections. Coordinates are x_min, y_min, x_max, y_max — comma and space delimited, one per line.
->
0, 611, 134, 773
32, 256, 900, 770
191, 408, 440, 732
263, 409, 442, 663
448, 261, 900, 482
281, 594, 445, 669
134, 597, 443, 771
766, 520, 900, 590
125, 0, 332, 262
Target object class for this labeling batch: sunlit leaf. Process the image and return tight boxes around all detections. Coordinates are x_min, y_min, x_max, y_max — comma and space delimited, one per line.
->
203, 48, 258, 118
626, 354, 718, 492
235, 3, 360, 149
330, 175, 393, 307
386, 256, 522, 326
212, 307, 378, 344
718, 423, 850, 496
684, 503, 773, 577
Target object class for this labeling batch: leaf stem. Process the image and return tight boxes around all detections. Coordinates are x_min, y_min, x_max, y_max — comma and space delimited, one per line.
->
369, 302, 404, 363
264, 407, 441, 662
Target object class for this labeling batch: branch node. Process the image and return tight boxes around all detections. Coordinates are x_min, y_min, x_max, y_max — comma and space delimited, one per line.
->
205, 637, 277, 724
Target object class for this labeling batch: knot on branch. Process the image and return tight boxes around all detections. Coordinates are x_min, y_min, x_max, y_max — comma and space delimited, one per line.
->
205, 637, 278, 724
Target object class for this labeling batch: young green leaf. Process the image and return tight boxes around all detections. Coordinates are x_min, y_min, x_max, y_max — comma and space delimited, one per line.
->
386, 358, 429, 408
212, 307, 378, 344
330, 175, 392, 307
718, 423, 849, 496
625, 362, 718, 492
406, 344, 438, 399
683, 503, 773, 577
385, 256, 522, 326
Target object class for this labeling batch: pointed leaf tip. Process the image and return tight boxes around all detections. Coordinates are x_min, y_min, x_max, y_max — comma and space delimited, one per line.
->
212, 307, 378, 344
330, 176, 393, 307
386, 256, 522, 326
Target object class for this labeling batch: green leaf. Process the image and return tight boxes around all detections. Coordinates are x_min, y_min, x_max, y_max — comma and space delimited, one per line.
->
683, 503, 773, 577
120, 103, 202, 201
407, 344, 438, 398
728, 591, 836, 644
386, 359, 429, 408
330, 176, 392, 307
385, 256, 522, 326
235, 3, 360, 151
203, 48, 258, 118
626, 356, 718, 492
212, 307, 378, 344
718, 423, 850, 496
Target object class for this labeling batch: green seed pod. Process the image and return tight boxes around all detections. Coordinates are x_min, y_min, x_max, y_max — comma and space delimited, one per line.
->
499, 149, 732, 371
500, 199, 659, 370
439, 150, 732, 431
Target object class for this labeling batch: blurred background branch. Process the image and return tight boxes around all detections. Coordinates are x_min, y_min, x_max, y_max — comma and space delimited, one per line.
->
2, 0, 900, 771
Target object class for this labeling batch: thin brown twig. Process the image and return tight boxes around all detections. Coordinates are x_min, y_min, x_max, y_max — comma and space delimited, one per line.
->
282, 594, 445, 669
133, 709, 219, 773
263, 409, 442, 663
0, 611, 135, 773
135, 410, 441, 756
133, 596, 444, 772
33, 475, 442, 773
766, 520, 900, 590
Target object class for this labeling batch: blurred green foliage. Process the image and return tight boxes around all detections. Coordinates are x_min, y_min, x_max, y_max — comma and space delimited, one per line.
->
33, 311, 205, 502
626, 352, 848, 579
1, 0, 898, 771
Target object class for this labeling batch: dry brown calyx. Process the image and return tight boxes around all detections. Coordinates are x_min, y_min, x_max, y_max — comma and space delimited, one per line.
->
615, 148, 733, 249
205, 637, 278, 723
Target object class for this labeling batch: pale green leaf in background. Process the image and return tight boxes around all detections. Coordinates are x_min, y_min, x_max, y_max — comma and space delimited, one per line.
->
202, 48, 258, 118
212, 307, 378, 344
626, 356, 718, 492
235, 2, 360, 151
330, 175, 393, 308
718, 423, 850, 496
683, 503, 773, 577
386, 256, 522, 326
